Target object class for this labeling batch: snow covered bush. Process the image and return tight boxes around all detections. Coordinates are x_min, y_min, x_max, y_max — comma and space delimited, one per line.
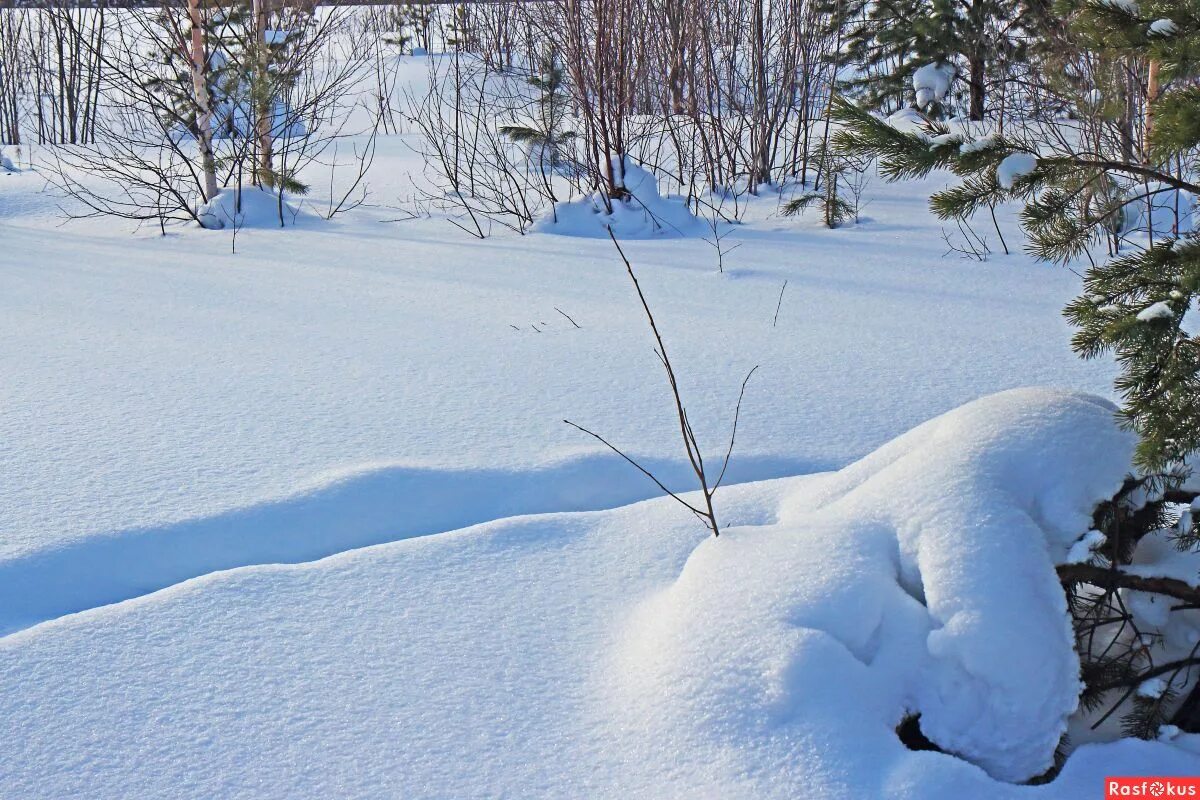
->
838, 0, 1035, 121
43, 4, 366, 231
615, 389, 1200, 789
830, 57, 1200, 472
827, 0, 1200, 744
405, 52, 567, 237
196, 185, 300, 230
536, 158, 702, 238
1061, 472, 1200, 743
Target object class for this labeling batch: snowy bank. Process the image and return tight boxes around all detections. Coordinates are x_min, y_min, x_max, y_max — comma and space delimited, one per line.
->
2, 389, 1197, 798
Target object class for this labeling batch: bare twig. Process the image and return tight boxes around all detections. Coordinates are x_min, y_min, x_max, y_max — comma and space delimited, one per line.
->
562, 418, 712, 526
554, 306, 582, 328
714, 365, 759, 489
562, 227, 758, 537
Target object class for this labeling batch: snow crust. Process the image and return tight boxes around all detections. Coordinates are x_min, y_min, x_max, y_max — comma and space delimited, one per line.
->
4, 389, 1197, 799
535, 157, 702, 238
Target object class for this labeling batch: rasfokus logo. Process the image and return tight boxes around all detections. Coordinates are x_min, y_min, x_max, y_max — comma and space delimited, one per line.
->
1107, 778, 1200, 798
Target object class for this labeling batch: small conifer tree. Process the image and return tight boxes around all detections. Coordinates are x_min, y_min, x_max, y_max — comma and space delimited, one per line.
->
836, 0, 1042, 119
499, 48, 577, 175
830, 0, 1200, 742
144, 1, 311, 197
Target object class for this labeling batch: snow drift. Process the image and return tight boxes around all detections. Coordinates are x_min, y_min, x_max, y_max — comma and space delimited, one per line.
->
3, 389, 1198, 799
535, 157, 702, 238
610, 388, 1177, 793
197, 185, 300, 230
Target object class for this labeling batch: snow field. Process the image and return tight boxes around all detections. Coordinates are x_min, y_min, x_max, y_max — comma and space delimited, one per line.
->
2, 51, 1196, 797
2, 390, 1198, 798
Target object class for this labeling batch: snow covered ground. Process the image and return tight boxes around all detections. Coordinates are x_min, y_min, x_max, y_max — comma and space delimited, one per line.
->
1, 54, 1192, 796
3, 390, 1198, 798
0, 154, 1111, 627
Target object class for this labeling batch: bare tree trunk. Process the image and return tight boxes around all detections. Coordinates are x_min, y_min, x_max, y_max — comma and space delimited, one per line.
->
968, 52, 985, 121
1120, 58, 1137, 164
1144, 58, 1159, 164
253, 0, 273, 185
188, 0, 218, 201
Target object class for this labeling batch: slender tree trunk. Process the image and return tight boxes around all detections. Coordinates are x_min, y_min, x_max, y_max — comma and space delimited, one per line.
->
253, 0, 273, 185
749, 0, 769, 190
1144, 58, 1159, 164
968, 52, 985, 121
1120, 58, 1137, 164
188, 0, 218, 202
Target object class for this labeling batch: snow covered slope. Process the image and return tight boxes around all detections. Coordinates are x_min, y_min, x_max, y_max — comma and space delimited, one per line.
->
2, 389, 1196, 798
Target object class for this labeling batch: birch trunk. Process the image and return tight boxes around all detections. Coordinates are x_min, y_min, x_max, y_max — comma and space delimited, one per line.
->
188, 0, 218, 202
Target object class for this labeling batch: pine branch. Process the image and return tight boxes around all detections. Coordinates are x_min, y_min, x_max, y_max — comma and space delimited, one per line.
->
1059, 563, 1200, 605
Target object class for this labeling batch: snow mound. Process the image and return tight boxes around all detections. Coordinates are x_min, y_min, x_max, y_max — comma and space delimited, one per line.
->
886, 106, 928, 133
997, 152, 1038, 189
535, 158, 702, 238
196, 185, 300, 230
613, 388, 1138, 787
913, 62, 955, 109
